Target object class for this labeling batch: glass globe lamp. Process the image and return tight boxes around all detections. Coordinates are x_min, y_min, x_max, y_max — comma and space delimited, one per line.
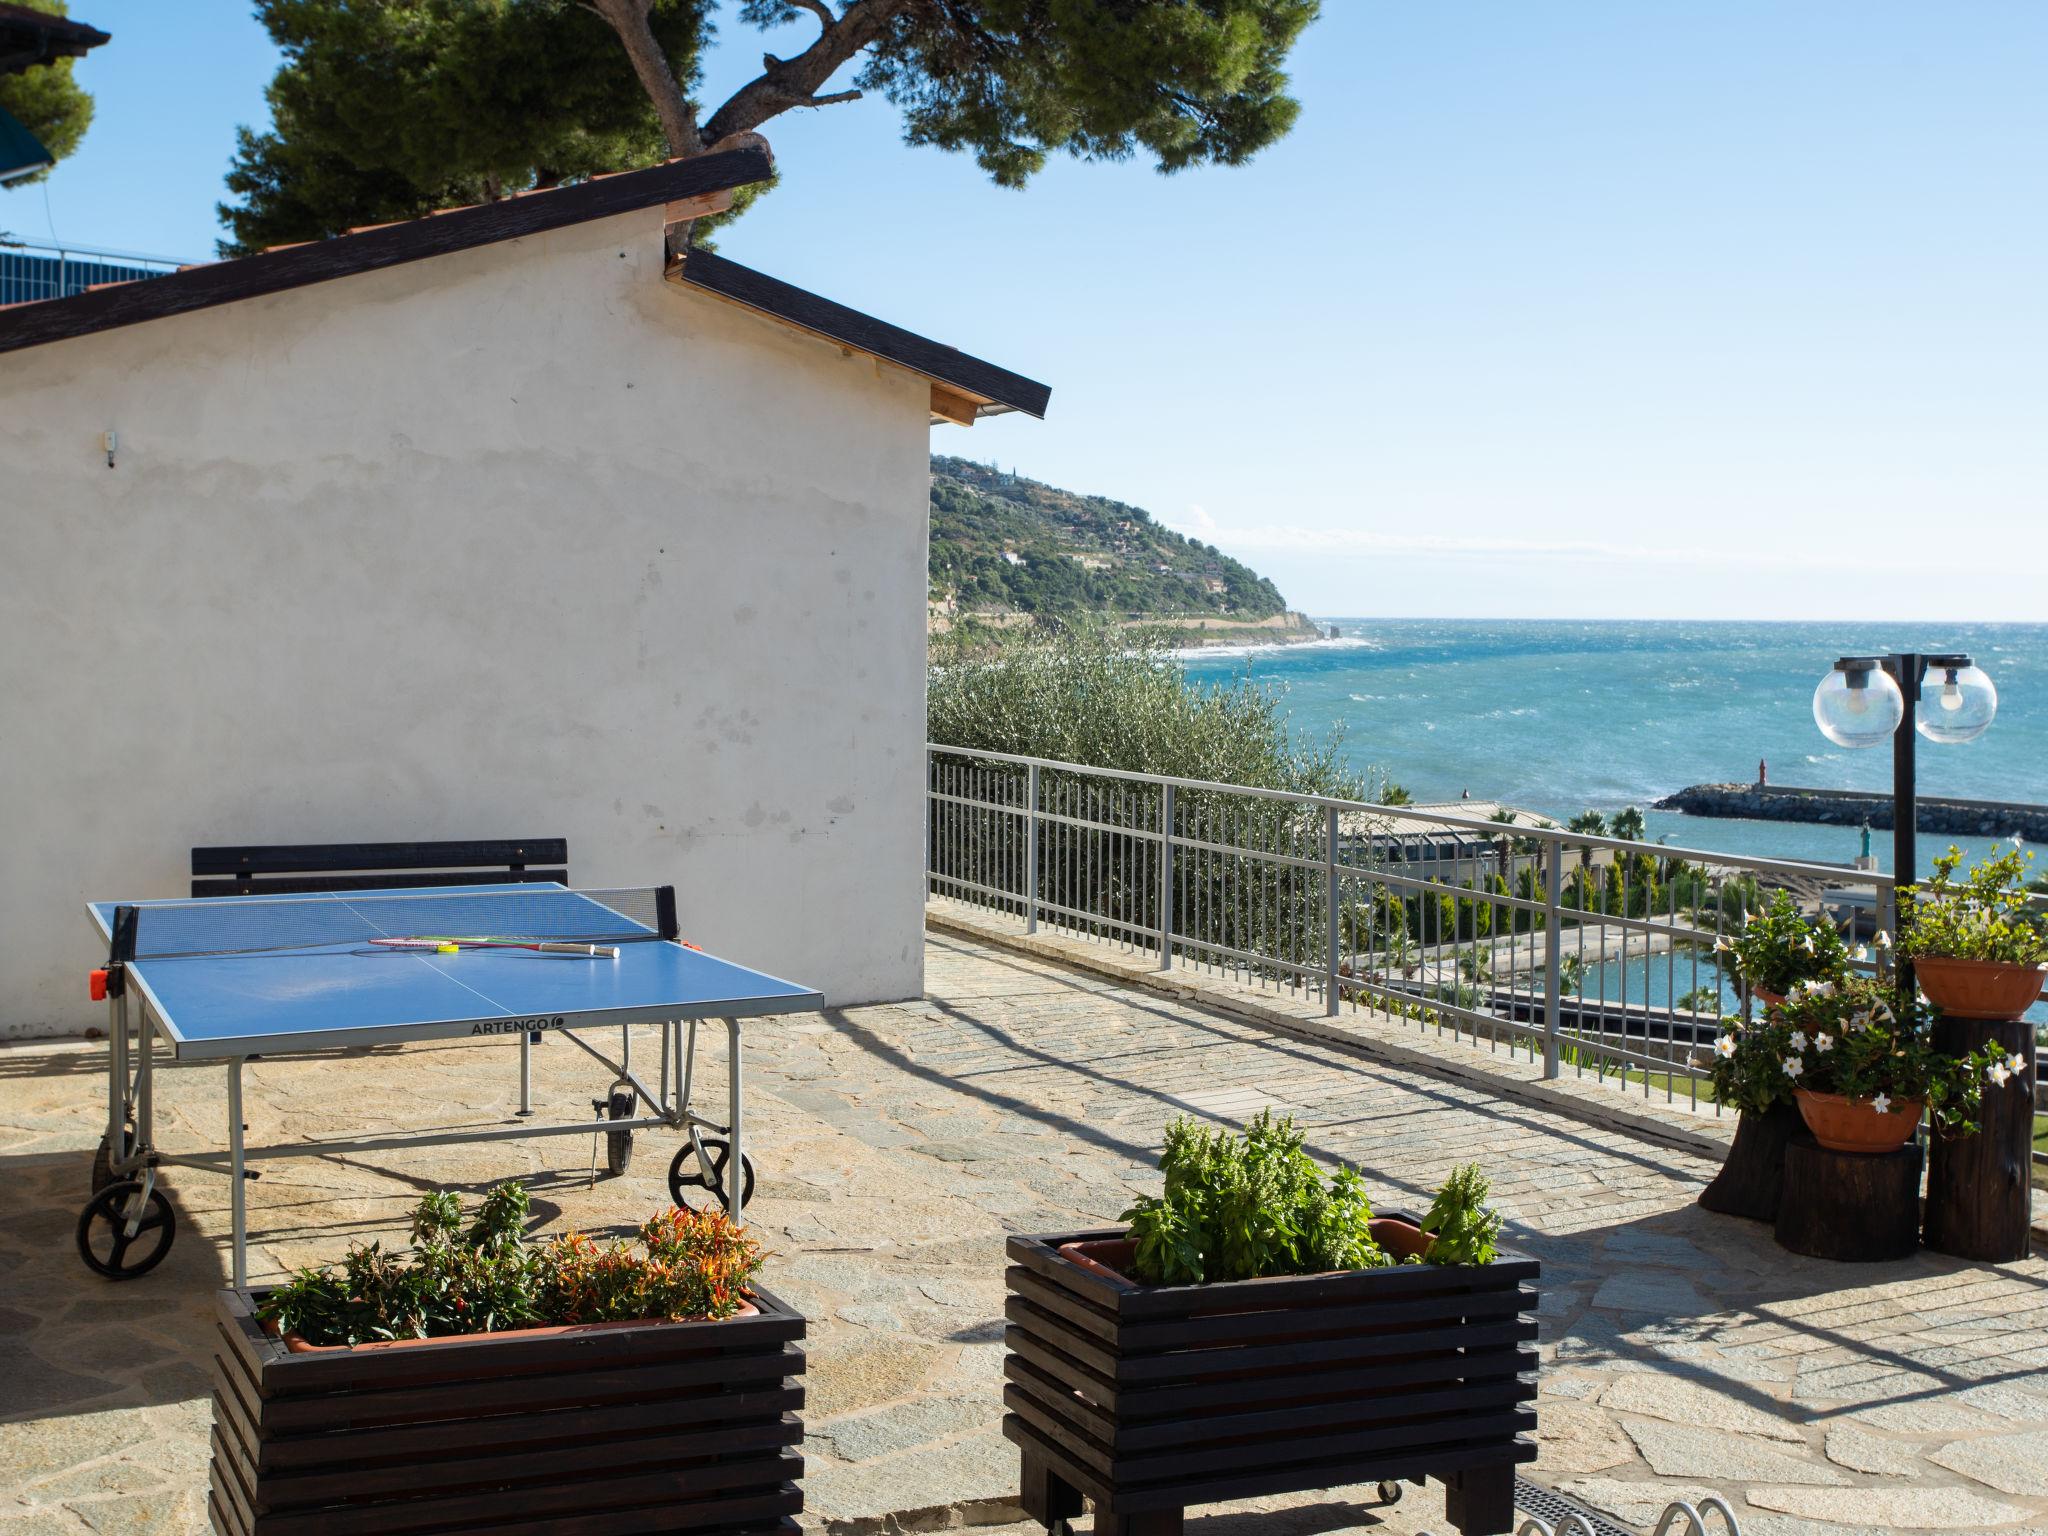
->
1916, 663, 1997, 744
1813, 660, 1904, 749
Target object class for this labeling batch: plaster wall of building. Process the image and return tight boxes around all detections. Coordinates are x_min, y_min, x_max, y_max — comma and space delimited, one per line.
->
0, 209, 933, 1034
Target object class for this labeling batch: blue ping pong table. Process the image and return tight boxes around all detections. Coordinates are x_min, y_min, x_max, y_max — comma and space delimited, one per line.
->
81, 883, 820, 1287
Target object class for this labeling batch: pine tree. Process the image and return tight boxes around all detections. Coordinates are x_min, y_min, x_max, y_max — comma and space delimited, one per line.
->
221, 0, 1319, 254
0, 0, 94, 190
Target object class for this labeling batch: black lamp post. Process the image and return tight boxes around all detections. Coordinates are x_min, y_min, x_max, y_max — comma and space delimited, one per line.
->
1811, 651, 1998, 980
1813, 650, 2025, 1262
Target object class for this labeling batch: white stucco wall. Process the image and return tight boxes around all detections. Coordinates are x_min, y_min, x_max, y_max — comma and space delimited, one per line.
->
0, 208, 934, 1035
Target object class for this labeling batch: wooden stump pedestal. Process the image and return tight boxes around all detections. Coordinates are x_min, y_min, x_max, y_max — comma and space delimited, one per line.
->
1774, 1135, 1921, 1263
1698, 1103, 1802, 1223
1924, 1018, 2035, 1263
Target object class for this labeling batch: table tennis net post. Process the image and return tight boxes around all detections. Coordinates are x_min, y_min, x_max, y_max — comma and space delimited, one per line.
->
111, 886, 679, 960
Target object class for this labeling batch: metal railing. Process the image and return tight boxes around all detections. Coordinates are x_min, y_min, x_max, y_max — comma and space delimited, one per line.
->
927, 744, 1907, 1110
0, 238, 187, 306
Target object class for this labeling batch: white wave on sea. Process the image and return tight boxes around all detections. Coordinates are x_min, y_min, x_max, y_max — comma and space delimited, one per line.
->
1169, 634, 1383, 662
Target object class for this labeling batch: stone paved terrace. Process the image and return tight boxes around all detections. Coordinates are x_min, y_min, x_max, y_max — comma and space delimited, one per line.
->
4, 928, 2048, 1535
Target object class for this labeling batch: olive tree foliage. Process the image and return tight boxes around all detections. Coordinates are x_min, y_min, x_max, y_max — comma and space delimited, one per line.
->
221, 0, 1319, 254
0, 0, 94, 191
927, 623, 1373, 981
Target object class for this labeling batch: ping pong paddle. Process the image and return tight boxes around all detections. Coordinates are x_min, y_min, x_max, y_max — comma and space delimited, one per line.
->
369, 937, 621, 958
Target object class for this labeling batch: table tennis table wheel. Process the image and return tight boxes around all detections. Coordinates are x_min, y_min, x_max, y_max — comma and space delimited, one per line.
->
668, 1137, 756, 1213
604, 1086, 636, 1176
1376, 1481, 1403, 1506
76, 1180, 175, 1280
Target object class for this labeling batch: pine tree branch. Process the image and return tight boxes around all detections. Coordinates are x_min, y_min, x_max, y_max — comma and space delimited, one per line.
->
701, 0, 911, 144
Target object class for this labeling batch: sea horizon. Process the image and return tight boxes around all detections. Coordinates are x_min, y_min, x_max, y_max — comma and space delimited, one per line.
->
1177, 616, 2047, 877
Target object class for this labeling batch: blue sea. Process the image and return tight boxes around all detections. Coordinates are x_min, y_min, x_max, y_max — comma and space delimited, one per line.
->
1178, 620, 2048, 879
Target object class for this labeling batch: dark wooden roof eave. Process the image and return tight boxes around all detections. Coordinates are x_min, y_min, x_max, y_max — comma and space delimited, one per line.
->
0, 3, 110, 68
0, 147, 774, 358
672, 246, 1050, 421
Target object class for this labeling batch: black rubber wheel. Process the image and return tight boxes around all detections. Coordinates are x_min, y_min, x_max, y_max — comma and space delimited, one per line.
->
668, 1137, 757, 1213
604, 1086, 635, 1176
1376, 1480, 1403, 1506
76, 1180, 175, 1280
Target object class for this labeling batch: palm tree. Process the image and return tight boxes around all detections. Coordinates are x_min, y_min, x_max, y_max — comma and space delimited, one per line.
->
1487, 808, 1518, 883
1611, 805, 1648, 844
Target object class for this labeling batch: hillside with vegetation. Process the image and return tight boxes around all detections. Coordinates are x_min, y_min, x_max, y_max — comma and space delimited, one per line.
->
930, 457, 1306, 632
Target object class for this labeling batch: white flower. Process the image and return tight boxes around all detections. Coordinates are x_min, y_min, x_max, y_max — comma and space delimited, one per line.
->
1987, 1062, 2012, 1087
1872, 1093, 1892, 1115
1814, 1032, 1835, 1053
1788, 1030, 1810, 1051
1782, 1057, 1805, 1079
2006, 1052, 2027, 1075
1715, 1034, 1739, 1058
1800, 933, 1816, 953
1874, 930, 1893, 950
1852, 945, 1870, 962
1714, 936, 1732, 953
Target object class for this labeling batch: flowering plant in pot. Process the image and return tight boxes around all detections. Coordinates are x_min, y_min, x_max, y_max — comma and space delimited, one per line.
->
1898, 844, 2048, 1020
259, 1180, 763, 1346
1716, 890, 1852, 1008
1697, 899, 1846, 1222
216, 1182, 801, 1536
1770, 976, 2021, 1154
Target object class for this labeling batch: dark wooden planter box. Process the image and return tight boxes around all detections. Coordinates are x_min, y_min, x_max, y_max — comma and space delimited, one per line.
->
1002, 1228, 1540, 1536
209, 1286, 805, 1536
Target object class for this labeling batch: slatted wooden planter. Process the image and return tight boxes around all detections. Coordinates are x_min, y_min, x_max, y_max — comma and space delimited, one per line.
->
208, 1286, 805, 1536
1002, 1229, 1539, 1536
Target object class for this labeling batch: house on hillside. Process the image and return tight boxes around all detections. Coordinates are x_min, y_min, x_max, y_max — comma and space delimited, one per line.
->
0, 146, 1049, 1035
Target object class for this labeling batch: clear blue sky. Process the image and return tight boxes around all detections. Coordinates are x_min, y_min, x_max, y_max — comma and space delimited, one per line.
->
15, 1, 2046, 621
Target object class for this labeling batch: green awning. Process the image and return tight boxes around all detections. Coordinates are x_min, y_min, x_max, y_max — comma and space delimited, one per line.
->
0, 102, 53, 184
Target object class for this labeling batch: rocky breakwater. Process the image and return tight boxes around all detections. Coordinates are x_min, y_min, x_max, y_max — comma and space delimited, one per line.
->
1656, 783, 2048, 842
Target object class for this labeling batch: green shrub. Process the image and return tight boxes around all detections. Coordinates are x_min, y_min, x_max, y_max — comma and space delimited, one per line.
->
1900, 845, 2048, 966
928, 622, 1373, 798
1120, 1113, 1502, 1283
1420, 1163, 1502, 1267
1122, 1112, 1389, 1284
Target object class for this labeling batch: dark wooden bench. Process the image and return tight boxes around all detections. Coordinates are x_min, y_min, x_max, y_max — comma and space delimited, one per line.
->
190, 839, 568, 897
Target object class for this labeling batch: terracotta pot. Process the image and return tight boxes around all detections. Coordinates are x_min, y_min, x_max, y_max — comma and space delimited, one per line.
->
1795, 1089, 1922, 1155
1751, 985, 1786, 1011
270, 1297, 757, 1353
1368, 1216, 1433, 1262
1912, 956, 2047, 1021
1057, 1237, 1141, 1288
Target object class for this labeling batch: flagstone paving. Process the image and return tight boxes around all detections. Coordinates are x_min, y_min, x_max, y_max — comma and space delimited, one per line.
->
3, 926, 2047, 1533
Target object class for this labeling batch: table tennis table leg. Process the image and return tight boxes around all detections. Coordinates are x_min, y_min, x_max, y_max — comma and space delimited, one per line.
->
518, 1031, 533, 1117
227, 1059, 247, 1290
135, 1006, 154, 1158
725, 1018, 742, 1221
105, 990, 126, 1172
